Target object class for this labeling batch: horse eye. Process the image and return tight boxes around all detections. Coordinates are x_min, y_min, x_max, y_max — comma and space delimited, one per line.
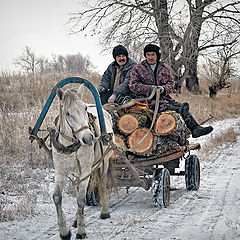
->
66, 112, 70, 117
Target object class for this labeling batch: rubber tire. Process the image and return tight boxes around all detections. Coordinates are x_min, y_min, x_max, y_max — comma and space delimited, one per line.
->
151, 168, 170, 208
185, 154, 200, 191
86, 186, 100, 206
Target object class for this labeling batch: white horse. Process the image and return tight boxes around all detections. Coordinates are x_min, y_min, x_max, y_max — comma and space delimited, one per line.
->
51, 86, 114, 240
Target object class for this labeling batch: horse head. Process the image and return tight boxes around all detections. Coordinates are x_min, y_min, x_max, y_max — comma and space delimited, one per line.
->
56, 86, 95, 147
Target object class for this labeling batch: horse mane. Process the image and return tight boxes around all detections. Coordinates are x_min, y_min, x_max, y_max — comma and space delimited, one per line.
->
58, 89, 80, 130
61, 89, 79, 109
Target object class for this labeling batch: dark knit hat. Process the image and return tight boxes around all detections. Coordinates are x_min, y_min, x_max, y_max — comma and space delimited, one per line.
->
144, 44, 161, 61
112, 45, 128, 59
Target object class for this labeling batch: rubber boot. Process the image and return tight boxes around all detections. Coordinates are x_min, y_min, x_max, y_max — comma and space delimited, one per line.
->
179, 102, 213, 138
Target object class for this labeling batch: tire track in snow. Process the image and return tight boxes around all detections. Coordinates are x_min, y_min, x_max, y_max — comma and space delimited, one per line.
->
30, 187, 143, 239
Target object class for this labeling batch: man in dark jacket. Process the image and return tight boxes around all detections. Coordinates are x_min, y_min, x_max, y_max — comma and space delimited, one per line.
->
129, 43, 213, 138
97, 45, 136, 105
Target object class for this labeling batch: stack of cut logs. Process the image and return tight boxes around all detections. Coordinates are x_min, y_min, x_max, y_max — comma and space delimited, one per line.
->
110, 108, 191, 158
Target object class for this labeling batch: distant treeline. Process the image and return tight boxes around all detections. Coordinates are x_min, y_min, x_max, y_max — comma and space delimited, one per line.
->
14, 46, 95, 76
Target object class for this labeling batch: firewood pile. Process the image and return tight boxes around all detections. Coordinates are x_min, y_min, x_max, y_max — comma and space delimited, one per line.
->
105, 104, 191, 158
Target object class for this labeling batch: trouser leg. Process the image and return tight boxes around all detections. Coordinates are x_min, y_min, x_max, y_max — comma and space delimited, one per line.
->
179, 102, 213, 138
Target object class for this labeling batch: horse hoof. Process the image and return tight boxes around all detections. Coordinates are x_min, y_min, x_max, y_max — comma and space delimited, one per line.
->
76, 233, 87, 239
100, 213, 111, 219
60, 231, 71, 240
72, 220, 77, 228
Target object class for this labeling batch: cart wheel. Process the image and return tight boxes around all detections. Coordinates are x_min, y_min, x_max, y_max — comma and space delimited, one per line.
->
86, 186, 100, 206
185, 154, 200, 191
151, 168, 170, 208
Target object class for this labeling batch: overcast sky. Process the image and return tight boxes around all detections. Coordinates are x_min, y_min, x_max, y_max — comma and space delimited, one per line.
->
0, 0, 112, 73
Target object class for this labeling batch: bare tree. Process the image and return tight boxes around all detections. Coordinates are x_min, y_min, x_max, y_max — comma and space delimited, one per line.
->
37, 56, 52, 74
201, 39, 240, 98
68, 0, 240, 94
64, 53, 93, 75
14, 46, 38, 75
51, 54, 66, 73
51, 53, 93, 75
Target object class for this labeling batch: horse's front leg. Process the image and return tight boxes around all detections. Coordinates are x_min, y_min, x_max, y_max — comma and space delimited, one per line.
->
75, 181, 89, 239
53, 175, 71, 240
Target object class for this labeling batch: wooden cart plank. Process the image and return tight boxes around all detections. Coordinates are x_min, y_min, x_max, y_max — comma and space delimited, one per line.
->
112, 151, 184, 168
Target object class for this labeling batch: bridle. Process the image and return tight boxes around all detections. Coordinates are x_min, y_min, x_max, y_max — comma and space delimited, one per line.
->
51, 108, 98, 154
51, 105, 92, 154
65, 117, 90, 140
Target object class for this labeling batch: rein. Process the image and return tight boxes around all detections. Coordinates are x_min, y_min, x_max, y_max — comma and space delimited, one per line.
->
71, 136, 115, 186
108, 88, 161, 153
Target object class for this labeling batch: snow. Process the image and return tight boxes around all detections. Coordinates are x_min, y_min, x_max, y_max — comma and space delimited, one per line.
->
1, 117, 240, 240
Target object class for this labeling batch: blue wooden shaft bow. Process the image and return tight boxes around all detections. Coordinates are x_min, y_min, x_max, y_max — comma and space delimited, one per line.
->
30, 77, 107, 142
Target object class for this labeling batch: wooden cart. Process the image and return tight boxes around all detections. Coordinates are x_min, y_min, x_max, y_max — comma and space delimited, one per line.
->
109, 145, 201, 207
87, 104, 201, 208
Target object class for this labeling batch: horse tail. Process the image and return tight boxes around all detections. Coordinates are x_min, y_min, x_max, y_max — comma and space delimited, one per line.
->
87, 158, 118, 200
106, 158, 118, 194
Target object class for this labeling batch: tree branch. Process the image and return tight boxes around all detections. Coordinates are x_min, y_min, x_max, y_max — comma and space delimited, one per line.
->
199, 39, 238, 52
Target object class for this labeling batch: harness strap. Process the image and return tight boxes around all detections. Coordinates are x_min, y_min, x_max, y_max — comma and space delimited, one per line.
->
87, 112, 100, 137
72, 138, 115, 186
28, 127, 53, 159
75, 152, 82, 175
58, 131, 76, 142
73, 126, 90, 134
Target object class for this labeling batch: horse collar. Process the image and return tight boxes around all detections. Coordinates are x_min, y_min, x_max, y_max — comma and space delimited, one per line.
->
50, 129, 81, 154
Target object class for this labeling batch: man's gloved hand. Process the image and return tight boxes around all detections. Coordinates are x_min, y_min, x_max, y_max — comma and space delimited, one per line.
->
97, 85, 105, 93
151, 85, 164, 94
108, 94, 116, 103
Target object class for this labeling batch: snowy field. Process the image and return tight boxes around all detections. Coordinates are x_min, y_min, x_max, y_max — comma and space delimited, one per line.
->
0, 117, 240, 240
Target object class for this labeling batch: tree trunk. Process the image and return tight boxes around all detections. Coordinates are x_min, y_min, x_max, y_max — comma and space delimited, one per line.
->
186, 55, 200, 93
209, 86, 217, 98
153, 0, 173, 65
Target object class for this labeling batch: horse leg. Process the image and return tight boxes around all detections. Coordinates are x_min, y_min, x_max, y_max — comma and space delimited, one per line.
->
99, 176, 110, 219
99, 157, 111, 219
72, 185, 80, 228
53, 176, 71, 240
72, 209, 78, 228
75, 182, 89, 239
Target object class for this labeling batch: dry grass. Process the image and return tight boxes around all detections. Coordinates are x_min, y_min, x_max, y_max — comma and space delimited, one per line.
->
0, 72, 239, 221
200, 126, 240, 156
0, 193, 38, 221
174, 78, 240, 124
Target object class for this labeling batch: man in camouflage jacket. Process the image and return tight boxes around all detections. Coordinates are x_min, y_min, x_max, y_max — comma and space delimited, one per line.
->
129, 44, 213, 138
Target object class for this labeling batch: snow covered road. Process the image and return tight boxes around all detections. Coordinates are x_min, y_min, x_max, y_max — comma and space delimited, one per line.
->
1, 117, 240, 240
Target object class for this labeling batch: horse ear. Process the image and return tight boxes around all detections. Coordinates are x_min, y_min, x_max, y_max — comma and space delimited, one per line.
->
57, 88, 64, 101
76, 84, 84, 99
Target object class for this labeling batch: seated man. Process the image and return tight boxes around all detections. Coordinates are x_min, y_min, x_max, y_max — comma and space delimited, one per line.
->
97, 45, 136, 105
129, 43, 213, 138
